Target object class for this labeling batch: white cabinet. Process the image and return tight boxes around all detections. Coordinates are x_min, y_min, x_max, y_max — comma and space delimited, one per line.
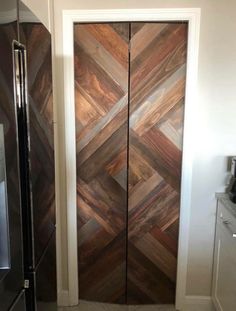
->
212, 197, 236, 311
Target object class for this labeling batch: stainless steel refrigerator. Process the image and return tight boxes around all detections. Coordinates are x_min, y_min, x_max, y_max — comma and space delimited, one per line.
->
0, 1, 25, 310
0, 1, 56, 310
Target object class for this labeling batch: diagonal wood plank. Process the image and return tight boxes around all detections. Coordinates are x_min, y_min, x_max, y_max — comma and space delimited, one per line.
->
85, 24, 129, 69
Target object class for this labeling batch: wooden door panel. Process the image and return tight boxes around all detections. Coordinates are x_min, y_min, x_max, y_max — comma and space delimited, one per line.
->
127, 22, 188, 304
74, 23, 129, 303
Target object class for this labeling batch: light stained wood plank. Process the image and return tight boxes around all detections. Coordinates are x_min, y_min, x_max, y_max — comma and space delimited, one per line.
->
129, 173, 163, 211
158, 120, 182, 150
130, 66, 186, 136
77, 95, 127, 153
75, 84, 102, 127
131, 23, 168, 61
86, 24, 129, 69
106, 149, 127, 176
130, 42, 187, 116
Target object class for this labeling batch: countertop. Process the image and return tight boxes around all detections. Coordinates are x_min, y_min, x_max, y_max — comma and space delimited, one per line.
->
216, 192, 236, 218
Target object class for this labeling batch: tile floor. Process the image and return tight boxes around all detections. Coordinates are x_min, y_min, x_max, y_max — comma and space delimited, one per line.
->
59, 300, 176, 311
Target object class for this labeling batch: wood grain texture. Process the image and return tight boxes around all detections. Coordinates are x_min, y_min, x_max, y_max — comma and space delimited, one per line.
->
127, 22, 188, 304
75, 22, 187, 305
20, 23, 55, 264
74, 23, 129, 303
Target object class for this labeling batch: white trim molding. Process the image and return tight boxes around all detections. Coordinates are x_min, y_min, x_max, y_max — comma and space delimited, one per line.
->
183, 296, 215, 311
57, 290, 70, 307
62, 8, 201, 308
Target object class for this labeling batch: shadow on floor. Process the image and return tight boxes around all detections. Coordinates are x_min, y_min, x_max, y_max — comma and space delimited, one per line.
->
59, 300, 176, 311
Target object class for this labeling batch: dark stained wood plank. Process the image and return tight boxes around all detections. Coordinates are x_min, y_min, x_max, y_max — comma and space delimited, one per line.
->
77, 123, 127, 183
150, 226, 178, 257
131, 23, 145, 37
74, 25, 128, 91
110, 23, 129, 43
130, 131, 181, 191
131, 39, 187, 114
79, 231, 126, 303
74, 43, 125, 113
129, 182, 179, 242
142, 128, 182, 181
131, 24, 187, 89
134, 233, 177, 282
127, 243, 175, 304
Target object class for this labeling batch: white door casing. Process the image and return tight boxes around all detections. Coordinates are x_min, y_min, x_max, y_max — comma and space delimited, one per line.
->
60, 8, 201, 309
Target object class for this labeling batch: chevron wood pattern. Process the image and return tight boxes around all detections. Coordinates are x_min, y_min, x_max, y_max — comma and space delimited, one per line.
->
74, 23, 129, 303
74, 22, 187, 305
127, 22, 188, 304
20, 23, 55, 264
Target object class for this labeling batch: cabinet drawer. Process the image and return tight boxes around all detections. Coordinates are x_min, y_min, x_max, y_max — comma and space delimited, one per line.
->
213, 199, 236, 311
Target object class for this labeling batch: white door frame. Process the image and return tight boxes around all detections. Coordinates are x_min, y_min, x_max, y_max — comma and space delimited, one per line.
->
62, 8, 201, 309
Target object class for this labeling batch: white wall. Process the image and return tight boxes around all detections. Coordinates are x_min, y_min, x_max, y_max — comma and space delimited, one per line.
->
0, 0, 17, 11
51, 0, 236, 301
21, 0, 51, 31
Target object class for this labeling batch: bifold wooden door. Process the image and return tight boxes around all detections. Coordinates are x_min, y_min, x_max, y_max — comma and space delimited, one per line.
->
74, 23, 129, 303
74, 22, 188, 305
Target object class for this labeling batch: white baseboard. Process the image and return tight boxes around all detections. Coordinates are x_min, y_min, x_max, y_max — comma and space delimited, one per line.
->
180, 296, 215, 311
57, 290, 69, 306
58, 293, 215, 310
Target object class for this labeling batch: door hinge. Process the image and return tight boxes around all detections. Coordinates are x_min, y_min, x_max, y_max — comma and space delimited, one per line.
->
24, 279, 30, 289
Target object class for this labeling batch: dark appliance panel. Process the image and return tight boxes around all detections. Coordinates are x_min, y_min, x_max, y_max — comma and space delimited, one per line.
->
17, 1, 57, 310
36, 232, 57, 310
0, 0, 25, 310
18, 0, 55, 267
12, 40, 36, 310
9, 291, 26, 311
